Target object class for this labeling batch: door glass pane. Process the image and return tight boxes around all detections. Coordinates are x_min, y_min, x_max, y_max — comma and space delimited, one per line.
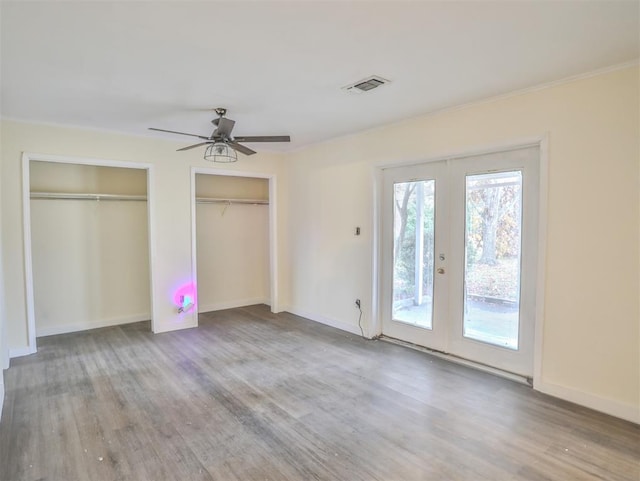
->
464, 171, 522, 349
392, 180, 435, 329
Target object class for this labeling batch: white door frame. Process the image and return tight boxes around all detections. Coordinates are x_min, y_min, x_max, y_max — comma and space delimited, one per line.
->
379, 161, 449, 351
371, 136, 549, 385
19, 152, 157, 357
190, 167, 279, 315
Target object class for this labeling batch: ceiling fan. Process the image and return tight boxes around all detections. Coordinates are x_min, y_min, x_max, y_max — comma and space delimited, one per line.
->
149, 108, 290, 162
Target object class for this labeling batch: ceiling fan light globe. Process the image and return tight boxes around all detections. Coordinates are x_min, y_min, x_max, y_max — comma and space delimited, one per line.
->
204, 142, 237, 163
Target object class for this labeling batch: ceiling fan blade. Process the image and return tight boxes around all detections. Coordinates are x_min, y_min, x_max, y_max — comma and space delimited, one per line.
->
233, 135, 291, 143
228, 141, 256, 156
149, 127, 209, 140
177, 141, 211, 152
216, 117, 235, 137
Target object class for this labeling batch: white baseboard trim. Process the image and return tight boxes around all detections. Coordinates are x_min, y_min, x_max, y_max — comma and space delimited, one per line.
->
380, 336, 530, 385
9, 345, 36, 359
535, 379, 639, 424
270, 306, 284, 314
154, 318, 198, 334
198, 298, 270, 314
285, 306, 363, 337
36, 313, 151, 338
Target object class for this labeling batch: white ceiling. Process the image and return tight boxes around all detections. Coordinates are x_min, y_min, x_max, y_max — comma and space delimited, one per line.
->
1, 1, 638, 152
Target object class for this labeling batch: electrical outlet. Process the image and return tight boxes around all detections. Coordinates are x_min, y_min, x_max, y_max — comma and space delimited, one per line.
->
355, 299, 361, 309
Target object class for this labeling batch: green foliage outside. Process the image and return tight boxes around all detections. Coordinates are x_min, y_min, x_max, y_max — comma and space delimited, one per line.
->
393, 174, 521, 302
465, 258, 520, 301
393, 182, 434, 302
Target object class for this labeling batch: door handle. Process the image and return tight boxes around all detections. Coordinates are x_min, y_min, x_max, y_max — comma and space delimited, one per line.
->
437, 268, 445, 274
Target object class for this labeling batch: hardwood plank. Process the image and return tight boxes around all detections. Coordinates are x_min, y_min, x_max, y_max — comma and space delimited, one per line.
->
1, 304, 638, 480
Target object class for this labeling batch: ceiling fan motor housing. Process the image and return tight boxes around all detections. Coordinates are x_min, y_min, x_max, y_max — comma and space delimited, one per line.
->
149, 108, 290, 158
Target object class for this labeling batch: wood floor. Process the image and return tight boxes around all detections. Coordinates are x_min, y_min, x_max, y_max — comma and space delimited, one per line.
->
1, 305, 638, 481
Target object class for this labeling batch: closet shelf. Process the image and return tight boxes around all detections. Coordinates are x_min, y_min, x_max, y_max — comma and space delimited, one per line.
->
30, 192, 147, 202
30, 193, 268, 205
196, 197, 269, 205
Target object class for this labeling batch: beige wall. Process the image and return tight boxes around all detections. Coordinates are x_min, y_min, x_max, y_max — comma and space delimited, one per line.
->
195, 174, 270, 311
283, 66, 639, 422
30, 201, 151, 335
1, 120, 285, 349
30, 161, 148, 195
195, 174, 269, 200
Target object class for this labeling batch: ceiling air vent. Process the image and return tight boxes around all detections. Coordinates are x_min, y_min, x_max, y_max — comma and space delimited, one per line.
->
343, 75, 390, 94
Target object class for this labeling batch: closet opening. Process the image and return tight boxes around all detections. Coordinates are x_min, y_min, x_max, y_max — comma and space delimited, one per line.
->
191, 169, 277, 319
21, 154, 155, 354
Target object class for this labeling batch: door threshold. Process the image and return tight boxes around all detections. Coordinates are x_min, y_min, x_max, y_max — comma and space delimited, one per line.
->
379, 335, 532, 386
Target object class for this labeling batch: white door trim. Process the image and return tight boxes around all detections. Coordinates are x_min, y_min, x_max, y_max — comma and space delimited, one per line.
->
18, 152, 157, 357
380, 161, 449, 350
533, 136, 549, 389
190, 167, 279, 316
371, 135, 549, 384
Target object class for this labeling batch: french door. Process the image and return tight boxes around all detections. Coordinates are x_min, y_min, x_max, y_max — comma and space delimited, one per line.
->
381, 146, 539, 376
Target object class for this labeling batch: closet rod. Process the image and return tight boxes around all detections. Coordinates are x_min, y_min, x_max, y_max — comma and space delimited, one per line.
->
196, 197, 269, 206
30, 192, 147, 202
